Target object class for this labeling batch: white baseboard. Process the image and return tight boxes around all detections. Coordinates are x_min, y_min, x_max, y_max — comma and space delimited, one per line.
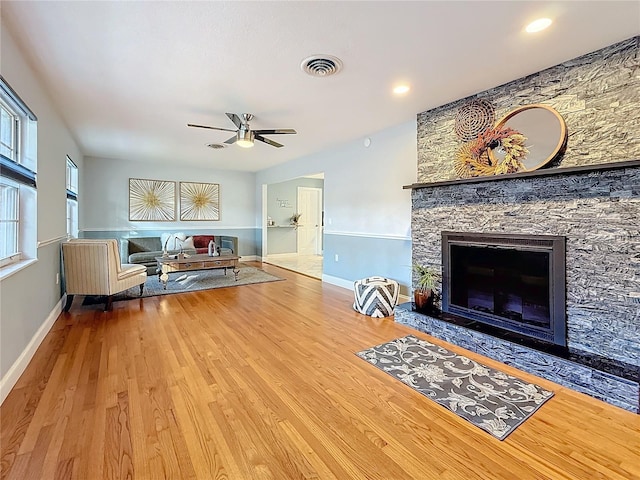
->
240, 255, 259, 262
398, 294, 410, 304
321, 274, 353, 291
0, 296, 64, 406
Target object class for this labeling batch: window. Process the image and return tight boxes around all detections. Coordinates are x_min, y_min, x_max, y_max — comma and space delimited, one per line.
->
66, 156, 78, 238
0, 75, 37, 270
0, 180, 19, 261
1, 100, 19, 160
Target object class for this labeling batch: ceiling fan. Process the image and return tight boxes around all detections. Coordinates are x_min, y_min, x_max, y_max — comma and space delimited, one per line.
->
188, 113, 296, 148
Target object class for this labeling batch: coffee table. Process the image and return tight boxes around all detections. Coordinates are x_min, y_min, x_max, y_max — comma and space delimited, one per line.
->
155, 254, 240, 289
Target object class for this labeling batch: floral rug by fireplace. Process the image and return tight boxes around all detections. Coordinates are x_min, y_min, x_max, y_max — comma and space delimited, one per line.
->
356, 335, 553, 440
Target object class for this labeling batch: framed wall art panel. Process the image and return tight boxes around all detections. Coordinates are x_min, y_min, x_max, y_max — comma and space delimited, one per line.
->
129, 178, 176, 221
180, 181, 220, 221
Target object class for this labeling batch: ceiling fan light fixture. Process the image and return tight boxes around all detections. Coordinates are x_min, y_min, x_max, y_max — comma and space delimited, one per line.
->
236, 129, 255, 148
189, 112, 295, 149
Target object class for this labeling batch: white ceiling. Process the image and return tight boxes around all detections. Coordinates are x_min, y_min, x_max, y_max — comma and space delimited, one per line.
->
3, 1, 639, 172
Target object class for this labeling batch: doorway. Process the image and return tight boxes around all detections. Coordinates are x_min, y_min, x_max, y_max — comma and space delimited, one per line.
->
264, 174, 324, 279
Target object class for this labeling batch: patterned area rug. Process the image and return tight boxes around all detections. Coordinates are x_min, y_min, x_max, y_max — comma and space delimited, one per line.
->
356, 335, 554, 440
83, 265, 283, 304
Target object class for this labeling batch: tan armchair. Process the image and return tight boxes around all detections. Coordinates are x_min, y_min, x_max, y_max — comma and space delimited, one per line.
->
62, 239, 147, 311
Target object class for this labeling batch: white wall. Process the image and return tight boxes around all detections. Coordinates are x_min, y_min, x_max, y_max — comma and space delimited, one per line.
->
256, 121, 416, 290
82, 156, 257, 231
0, 18, 83, 397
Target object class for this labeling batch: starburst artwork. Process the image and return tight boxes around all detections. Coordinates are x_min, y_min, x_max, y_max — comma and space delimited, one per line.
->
180, 182, 220, 221
129, 178, 175, 221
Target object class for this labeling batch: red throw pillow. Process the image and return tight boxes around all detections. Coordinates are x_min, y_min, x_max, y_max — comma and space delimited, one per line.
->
193, 235, 215, 249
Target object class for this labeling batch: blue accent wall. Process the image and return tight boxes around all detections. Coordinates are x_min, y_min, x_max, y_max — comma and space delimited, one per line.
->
323, 233, 411, 295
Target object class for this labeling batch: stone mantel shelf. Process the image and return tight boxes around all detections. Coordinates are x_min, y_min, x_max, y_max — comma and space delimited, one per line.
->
403, 159, 640, 190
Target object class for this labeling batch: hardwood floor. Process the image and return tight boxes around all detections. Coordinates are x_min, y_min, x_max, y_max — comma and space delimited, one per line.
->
2, 262, 639, 479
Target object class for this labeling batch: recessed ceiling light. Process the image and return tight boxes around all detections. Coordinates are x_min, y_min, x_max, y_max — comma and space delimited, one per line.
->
525, 18, 552, 33
393, 84, 410, 95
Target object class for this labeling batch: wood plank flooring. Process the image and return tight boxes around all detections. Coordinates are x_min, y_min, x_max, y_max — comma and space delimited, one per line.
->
2, 262, 639, 479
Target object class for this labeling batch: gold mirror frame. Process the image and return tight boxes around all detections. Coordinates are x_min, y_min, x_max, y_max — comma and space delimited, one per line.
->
489, 104, 567, 172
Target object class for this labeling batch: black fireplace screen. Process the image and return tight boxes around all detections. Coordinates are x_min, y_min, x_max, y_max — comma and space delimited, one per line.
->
442, 232, 566, 346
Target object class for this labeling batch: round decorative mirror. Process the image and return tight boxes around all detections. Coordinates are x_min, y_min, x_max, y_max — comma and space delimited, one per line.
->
489, 104, 567, 172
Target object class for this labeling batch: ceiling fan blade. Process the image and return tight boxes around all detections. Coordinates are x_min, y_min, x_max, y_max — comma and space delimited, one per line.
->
255, 135, 283, 148
226, 113, 242, 129
253, 129, 297, 135
187, 123, 236, 133
224, 134, 238, 145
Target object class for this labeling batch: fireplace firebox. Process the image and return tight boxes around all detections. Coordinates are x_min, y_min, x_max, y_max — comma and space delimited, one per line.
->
441, 231, 566, 347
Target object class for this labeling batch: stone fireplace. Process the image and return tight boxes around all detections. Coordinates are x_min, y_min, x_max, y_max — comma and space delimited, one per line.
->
396, 37, 640, 412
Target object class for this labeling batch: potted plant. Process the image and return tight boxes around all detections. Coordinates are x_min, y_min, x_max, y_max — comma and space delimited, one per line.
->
290, 212, 302, 229
413, 263, 438, 312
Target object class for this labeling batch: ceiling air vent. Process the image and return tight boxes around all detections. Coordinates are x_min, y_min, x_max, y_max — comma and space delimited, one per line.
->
301, 55, 343, 77
206, 143, 226, 150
